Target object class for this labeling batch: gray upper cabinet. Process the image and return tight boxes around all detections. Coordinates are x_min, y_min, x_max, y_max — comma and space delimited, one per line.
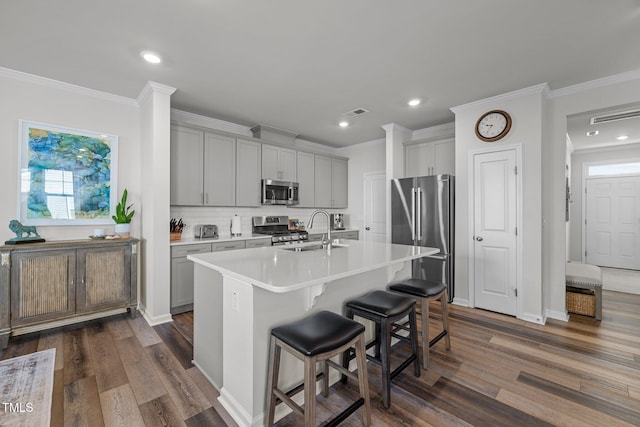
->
315, 155, 348, 208
331, 157, 348, 208
405, 137, 455, 177
204, 132, 236, 206
262, 145, 296, 182
171, 126, 204, 205
314, 155, 333, 207
296, 151, 315, 207
236, 138, 261, 206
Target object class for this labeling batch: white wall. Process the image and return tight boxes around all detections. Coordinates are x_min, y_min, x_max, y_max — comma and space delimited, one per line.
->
451, 84, 546, 323
568, 143, 640, 261
0, 68, 141, 242
336, 139, 386, 231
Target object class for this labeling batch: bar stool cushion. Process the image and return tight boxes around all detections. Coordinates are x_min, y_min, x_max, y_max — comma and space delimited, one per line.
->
271, 311, 365, 357
389, 279, 446, 298
346, 290, 415, 318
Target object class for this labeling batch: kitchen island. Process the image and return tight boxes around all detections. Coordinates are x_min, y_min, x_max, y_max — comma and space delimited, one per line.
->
188, 239, 438, 427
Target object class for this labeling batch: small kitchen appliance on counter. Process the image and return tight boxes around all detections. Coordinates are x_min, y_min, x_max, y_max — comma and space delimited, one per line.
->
231, 214, 242, 236
252, 216, 308, 246
195, 224, 219, 239
330, 213, 345, 230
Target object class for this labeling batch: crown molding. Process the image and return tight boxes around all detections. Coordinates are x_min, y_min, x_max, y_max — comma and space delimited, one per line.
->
0, 66, 138, 107
136, 81, 177, 105
548, 68, 640, 99
170, 109, 252, 136
450, 83, 549, 113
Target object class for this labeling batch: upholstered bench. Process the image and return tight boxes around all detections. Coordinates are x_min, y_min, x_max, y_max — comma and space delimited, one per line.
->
565, 262, 602, 320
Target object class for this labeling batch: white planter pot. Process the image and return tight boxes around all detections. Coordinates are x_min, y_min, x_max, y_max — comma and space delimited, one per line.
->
114, 223, 131, 238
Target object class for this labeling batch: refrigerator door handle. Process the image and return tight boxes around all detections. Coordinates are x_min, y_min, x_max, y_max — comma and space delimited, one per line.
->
411, 187, 417, 243
416, 187, 422, 244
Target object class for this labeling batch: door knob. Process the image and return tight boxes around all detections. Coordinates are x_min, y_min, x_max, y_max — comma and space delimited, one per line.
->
365, 227, 371, 230
475, 236, 483, 241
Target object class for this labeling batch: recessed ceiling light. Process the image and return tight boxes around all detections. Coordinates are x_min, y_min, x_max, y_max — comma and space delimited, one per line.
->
141, 51, 162, 64
408, 99, 421, 107
586, 130, 599, 136
616, 135, 629, 140
339, 121, 349, 128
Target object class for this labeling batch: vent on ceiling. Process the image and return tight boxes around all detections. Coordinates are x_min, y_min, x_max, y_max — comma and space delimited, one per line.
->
343, 108, 370, 118
590, 109, 640, 125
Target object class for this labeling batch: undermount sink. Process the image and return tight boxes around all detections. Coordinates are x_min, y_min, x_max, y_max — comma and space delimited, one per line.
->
280, 242, 349, 252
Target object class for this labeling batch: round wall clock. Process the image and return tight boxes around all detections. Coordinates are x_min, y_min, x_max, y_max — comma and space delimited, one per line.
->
475, 110, 512, 142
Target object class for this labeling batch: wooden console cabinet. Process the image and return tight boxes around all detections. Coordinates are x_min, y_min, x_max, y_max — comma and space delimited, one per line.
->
0, 238, 139, 348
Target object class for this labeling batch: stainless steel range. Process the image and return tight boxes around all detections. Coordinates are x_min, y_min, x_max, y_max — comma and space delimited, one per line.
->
252, 216, 309, 246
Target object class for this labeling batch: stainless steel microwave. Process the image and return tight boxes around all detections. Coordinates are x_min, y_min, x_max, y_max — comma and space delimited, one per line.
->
261, 179, 299, 205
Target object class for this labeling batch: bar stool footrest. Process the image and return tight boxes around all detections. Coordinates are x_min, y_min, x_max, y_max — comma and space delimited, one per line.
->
326, 398, 365, 427
429, 330, 448, 348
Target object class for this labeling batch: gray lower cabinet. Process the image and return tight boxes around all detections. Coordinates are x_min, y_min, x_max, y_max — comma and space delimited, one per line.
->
170, 239, 247, 314
0, 239, 139, 348
245, 238, 272, 248
308, 230, 359, 241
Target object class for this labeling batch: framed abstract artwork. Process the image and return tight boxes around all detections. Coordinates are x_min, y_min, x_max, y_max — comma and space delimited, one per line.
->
18, 120, 118, 226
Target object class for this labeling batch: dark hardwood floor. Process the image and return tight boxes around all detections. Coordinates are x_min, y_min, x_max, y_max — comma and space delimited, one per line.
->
2, 291, 639, 426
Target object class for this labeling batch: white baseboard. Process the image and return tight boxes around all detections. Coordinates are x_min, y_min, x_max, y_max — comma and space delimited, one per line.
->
219, 387, 259, 427
138, 304, 173, 326
452, 297, 469, 307
544, 309, 569, 322
520, 312, 545, 325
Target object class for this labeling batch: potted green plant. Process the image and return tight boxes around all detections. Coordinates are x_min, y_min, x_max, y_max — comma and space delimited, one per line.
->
112, 189, 135, 237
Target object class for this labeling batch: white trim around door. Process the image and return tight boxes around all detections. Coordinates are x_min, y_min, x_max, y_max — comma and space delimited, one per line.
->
467, 145, 523, 318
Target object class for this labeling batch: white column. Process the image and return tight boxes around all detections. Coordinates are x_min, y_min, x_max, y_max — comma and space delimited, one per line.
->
382, 123, 413, 241
137, 81, 176, 325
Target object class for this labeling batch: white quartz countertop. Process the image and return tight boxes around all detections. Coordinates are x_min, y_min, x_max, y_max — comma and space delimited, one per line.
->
188, 239, 439, 293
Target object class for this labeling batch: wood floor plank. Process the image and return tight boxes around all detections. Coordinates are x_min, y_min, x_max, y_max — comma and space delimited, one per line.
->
37, 329, 64, 370
100, 384, 146, 427
138, 394, 188, 427
184, 407, 228, 427
0, 332, 39, 360
153, 322, 194, 370
50, 368, 64, 427
145, 342, 210, 419
87, 330, 129, 393
496, 388, 599, 427
518, 371, 640, 425
63, 327, 94, 385
114, 335, 166, 405
186, 367, 239, 427
107, 315, 135, 340
127, 315, 163, 347
63, 376, 105, 427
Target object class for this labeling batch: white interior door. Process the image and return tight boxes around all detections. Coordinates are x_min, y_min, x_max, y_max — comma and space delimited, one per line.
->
472, 149, 518, 316
363, 171, 387, 242
585, 176, 640, 269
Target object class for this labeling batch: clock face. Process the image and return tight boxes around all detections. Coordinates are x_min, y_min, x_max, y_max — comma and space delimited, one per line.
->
475, 110, 512, 142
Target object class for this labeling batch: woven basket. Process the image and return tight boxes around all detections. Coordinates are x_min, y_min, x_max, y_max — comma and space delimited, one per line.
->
566, 288, 595, 317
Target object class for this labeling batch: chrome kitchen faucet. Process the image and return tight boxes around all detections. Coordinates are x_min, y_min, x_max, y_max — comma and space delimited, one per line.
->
308, 209, 331, 249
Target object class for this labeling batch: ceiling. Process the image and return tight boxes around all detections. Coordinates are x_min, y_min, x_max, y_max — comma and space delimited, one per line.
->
2, 0, 640, 147
567, 103, 640, 151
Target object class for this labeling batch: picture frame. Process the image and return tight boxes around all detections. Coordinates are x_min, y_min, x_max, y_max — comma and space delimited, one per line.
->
18, 120, 118, 226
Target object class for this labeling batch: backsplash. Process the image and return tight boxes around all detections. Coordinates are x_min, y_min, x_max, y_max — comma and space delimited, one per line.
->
169, 206, 348, 238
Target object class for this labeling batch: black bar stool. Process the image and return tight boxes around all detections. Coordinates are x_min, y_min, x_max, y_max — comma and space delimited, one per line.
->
388, 279, 450, 369
266, 310, 371, 427
343, 290, 420, 408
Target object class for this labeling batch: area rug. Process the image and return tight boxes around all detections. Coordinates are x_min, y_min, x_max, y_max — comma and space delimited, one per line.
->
0, 348, 55, 427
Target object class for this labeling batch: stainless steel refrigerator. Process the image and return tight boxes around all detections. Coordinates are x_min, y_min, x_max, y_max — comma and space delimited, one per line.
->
391, 174, 454, 302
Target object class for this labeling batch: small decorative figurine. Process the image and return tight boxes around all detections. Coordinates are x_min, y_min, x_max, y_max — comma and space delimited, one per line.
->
5, 220, 46, 245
